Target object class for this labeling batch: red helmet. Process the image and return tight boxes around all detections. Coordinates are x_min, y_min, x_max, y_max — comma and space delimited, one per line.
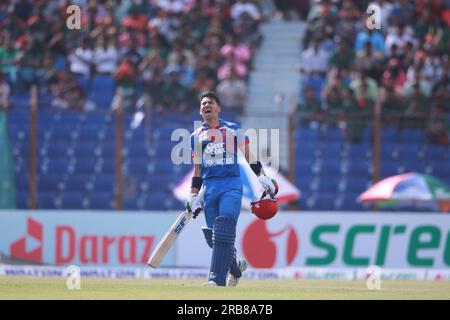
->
251, 197, 278, 220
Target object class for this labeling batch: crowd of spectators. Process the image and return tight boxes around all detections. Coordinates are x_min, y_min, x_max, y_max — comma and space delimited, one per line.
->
0, 0, 265, 114
297, 0, 450, 144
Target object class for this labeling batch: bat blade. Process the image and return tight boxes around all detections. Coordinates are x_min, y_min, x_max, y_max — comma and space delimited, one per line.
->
147, 211, 192, 269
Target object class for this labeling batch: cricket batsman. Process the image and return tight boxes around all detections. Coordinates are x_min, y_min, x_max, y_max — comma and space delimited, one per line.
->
186, 92, 278, 287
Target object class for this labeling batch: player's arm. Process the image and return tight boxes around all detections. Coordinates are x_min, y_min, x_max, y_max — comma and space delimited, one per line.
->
238, 136, 278, 197
237, 134, 266, 176
191, 164, 202, 194
239, 142, 266, 177
186, 142, 203, 217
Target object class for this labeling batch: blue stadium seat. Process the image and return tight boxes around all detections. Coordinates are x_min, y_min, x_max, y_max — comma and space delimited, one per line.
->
145, 192, 168, 210
402, 160, 426, 173
303, 76, 325, 101
296, 127, 319, 142
154, 161, 175, 174
320, 161, 340, 174
89, 193, 114, 210
37, 192, 56, 209
127, 159, 150, 174
381, 128, 399, 141
66, 175, 90, 191
74, 143, 97, 157
87, 76, 115, 108
396, 144, 422, 160
319, 179, 338, 193
296, 141, 316, 157
17, 192, 29, 209
54, 55, 66, 71
79, 126, 101, 139
96, 143, 115, 158
295, 177, 311, 192
296, 160, 315, 175
399, 129, 425, 143
127, 143, 150, 158
346, 178, 370, 193
347, 161, 370, 175
73, 158, 97, 174
123, 198, 140, 210
95, 159, 115, 174
92, 75, 115, 92
341, 195, 364, 211
312, 193, 335, 210
319, 144, 344, 157
319, 128, 344, 142
47, 159, 69, 174
89, 92, 114, 109
430, 162, 450, 176
61, 193, 84, 209
37, 174, 61, 191
11, 92, 31, 107
16, 174, 29, 190
93, 174, 114, 191
380, 162, 400, 176
47, 144, 69, 158
424, 145, 448, 162
126, 127, 146, 139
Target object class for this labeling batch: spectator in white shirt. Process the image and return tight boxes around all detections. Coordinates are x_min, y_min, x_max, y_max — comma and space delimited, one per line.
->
385, 23, 414, 56
94, 36, 119, 75
298, 40, 330, 77
379, 0, 394, 30
216, 70, 247, 114
158, 0, 185, 14
69, 38, 94, 77
231, 0, 261, 22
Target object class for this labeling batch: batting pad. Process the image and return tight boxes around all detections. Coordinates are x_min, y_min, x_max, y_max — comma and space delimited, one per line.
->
202, 227, 213, 248
209, 217, 236, 286
202, 226, 242, 279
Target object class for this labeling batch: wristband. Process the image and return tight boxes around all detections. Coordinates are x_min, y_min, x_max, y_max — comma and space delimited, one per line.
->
191, 177, 203, 190
250, 161, 262, 176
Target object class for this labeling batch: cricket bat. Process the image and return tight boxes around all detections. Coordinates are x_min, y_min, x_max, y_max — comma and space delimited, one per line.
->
147, 187, 204, 268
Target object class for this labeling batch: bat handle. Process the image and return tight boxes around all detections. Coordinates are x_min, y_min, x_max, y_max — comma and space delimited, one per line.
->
261, 189, 275, 200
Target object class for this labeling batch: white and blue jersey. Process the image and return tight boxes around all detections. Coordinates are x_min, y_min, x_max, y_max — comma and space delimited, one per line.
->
190, 119, 248, 227
190, 119, 248, 180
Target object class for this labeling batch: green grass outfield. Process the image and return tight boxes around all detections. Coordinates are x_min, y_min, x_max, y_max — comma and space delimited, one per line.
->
0, 277, 449, 299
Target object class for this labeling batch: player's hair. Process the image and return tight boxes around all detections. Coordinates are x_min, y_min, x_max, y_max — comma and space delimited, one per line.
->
199, 91, 221, 106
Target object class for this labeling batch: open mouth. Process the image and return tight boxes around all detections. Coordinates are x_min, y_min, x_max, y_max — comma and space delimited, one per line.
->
204, 109, 212, 115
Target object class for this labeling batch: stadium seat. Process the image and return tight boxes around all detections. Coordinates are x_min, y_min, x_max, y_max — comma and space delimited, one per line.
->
17, 192, 29, 209
89, 192, 114, 210
37, 192, 57, 209
61, 193, 84, 209
37, 174, 62, 191
313, 193, 335, 211
65, 175, 90, 191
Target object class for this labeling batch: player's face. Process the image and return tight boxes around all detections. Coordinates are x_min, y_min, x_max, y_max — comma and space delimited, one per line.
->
200, 97, 221, 121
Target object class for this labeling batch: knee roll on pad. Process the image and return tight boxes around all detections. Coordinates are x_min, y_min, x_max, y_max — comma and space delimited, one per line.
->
212, 216, 236, 244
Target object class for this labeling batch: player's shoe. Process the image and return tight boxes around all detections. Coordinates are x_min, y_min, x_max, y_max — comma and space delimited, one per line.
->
226, 258, 248, 287
203, 280, 218, 286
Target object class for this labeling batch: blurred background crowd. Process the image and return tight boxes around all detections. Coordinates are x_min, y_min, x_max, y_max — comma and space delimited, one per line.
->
0, 0, 449, 211
0, 0, 266, 114
297, 0, 449, 144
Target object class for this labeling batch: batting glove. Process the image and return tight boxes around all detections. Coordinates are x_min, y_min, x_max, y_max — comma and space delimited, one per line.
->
258, 175, 279, 198
186, 193, 203, 218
